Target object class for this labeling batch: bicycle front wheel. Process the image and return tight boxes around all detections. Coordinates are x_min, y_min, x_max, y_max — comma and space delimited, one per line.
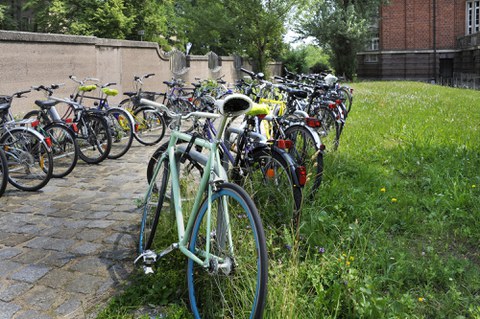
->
187, 182, 268, 319
1, 128, 53, 191
77, 113, 112, 164
106, 108, 134, 159
0, 148, 8, 197
133, 106, 166, 146
44, 123, 79, 178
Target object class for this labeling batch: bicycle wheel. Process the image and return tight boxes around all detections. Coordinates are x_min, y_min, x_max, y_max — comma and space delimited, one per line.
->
44, 123, 79, 178
139, 150, 170, 254
313, 105, 342, 151
166, 99, 196, 133
105, 107, 134, 159
0, 148, 8, 197
284, 124, 324, 199
76, 113, 112, 164
337, 86, 353, 114
187, 182, 268, 319
141, 144, 205, 253
242, 146, 303, 227
0, 128, 53, 191
133, 106, 166, 146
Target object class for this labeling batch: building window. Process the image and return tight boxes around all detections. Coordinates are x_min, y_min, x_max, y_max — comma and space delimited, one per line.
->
366, 32, 379, 51
467, 1, 480, 34
365, 54, 378, 63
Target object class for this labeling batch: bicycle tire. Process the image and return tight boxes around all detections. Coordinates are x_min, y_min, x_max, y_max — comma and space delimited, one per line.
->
242, 146, 303, 227
0, 148, 8, 197
284, 124, 324, 199
44, 123, 79, 178
105, 107, 134, 159
133, 106, 166, 146
187, 182, 268, 319
0, 128, 53, 191
314, 105, 342, 151
337, 86, 353, 114
76, 113, 112, 164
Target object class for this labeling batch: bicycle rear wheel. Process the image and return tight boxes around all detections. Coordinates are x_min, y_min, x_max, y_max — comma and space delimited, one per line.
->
284, 124, 324, 199
187, 182, 268, 319
44, 123, 79, 178
105, 107, 134, 159
0, 148, 8, 197
1, 128, 53, 191
241, 146, 303, 228
77, 113, 112, 164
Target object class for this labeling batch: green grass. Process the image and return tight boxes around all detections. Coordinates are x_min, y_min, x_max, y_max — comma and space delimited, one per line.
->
96, 81, 480, 318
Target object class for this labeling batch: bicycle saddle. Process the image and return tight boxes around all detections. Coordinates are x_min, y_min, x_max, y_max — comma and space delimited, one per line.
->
217, 94, 253, 117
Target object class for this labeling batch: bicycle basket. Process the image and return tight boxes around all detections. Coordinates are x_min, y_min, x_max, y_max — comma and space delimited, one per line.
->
140, 91, 156, 101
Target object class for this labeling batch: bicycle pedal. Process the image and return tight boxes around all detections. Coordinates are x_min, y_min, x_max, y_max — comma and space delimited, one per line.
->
143, 266, 154, 275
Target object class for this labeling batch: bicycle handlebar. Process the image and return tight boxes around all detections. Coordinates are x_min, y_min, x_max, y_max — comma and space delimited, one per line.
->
140, 98, 221, 121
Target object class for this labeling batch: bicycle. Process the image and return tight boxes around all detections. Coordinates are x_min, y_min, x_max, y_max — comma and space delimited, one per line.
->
136, 94, 268, 318
147, 100, 305, 229
69, 76, 135, 159
23, 85, 79, 178
0, 90, 54, 191
118, 73, 166, 145
0, 147, 8, 197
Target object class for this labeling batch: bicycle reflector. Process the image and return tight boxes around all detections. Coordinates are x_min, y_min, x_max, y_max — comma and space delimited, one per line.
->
65, 118, 78, 133
328, 103, 336, 109
276, 139, 292, 149
266, 168, 275, 179
44, 137, 52, 148
296, 166, 307, 186
306, 117, 321, 128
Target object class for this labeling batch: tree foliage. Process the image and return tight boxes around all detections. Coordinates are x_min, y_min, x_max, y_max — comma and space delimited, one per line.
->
296, 0, 387, 79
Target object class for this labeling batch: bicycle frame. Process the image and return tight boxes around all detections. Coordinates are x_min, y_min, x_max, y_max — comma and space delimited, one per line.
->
141, 98, 230, 268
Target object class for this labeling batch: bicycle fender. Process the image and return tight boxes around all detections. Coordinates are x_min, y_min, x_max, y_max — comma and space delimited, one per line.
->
287, 123, 323, 150
2, 127, 52, 151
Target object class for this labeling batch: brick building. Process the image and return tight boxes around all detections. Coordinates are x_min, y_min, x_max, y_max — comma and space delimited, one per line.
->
357, 0, 480, 82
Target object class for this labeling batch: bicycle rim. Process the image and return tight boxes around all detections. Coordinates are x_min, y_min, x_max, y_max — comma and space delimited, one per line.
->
2, 129, 53, 191
45, 123, 78, 178
133, 107, 165, 146
77, 114, 111, 164
243, 149, 301, 228
285, 125, 323, 199
187, 183, 267, 319
106, 108, 134, 159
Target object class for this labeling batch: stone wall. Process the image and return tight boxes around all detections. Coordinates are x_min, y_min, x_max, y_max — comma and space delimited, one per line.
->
0, 30, 277, 115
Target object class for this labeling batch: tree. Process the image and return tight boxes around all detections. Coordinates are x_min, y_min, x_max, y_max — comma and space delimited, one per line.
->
297, 0, 386, 79
177, 0, 302, 73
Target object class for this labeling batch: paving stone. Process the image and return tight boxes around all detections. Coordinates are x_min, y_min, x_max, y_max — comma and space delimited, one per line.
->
87, 220, 115, 229
0, 260, 23, 277
12, 248, 49, 264
66, 273, 103, 294
12, 310, 53, 319
0, 301, 21, 319
76, 229, 107, 242
0, 247, 23, 259
22, 285, 64, 311
69, 257, 113, 275
55, 297, 83, 317
37, 269, 76, 289
8, 264, 50, 283
41, 251, 76, 268
71, 242, 103, 255
24, 237, 76, 252
0, 281, 33, 302
103, 233, 136, 248
0, 234, 35, 247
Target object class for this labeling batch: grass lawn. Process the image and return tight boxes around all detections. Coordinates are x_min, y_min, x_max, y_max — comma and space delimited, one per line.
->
97, 81, 480, 318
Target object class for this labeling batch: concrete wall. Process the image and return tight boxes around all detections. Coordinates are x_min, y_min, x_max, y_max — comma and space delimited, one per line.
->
0, 30, 276, 116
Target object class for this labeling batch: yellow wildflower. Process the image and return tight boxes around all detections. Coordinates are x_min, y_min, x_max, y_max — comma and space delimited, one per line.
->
418, 297, 424, 302
380, 187, 386, 192
391, 198, 398, 203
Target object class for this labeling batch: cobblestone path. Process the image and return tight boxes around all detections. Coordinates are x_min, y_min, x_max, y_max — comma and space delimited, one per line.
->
0, 141, 157, 319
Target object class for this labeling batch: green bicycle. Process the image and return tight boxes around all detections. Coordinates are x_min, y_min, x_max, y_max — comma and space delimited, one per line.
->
136, 94, 268, 319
